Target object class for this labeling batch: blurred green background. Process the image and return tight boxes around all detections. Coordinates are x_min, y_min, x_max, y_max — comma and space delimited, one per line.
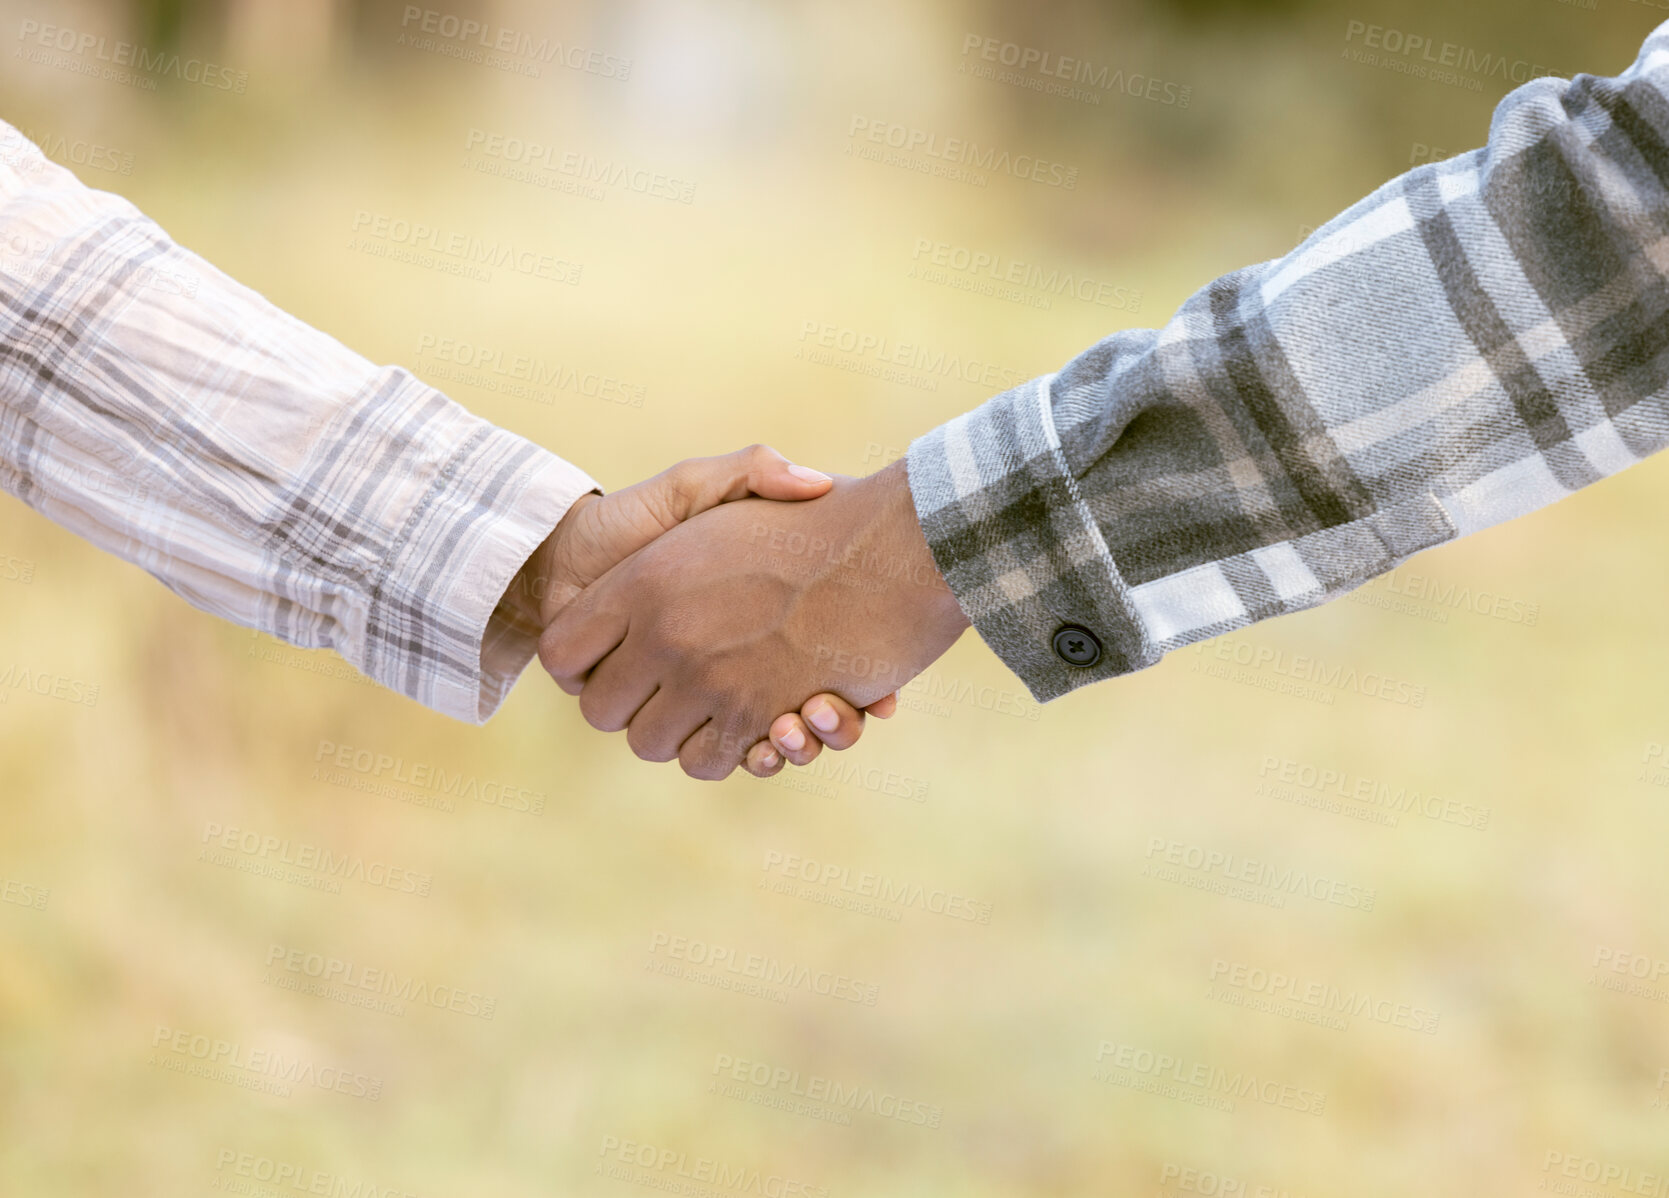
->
3, 0, 1668, 1194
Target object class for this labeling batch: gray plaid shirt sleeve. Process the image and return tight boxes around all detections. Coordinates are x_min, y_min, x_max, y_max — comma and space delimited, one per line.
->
908, 20, 1669, 702
0, 121, 600, 723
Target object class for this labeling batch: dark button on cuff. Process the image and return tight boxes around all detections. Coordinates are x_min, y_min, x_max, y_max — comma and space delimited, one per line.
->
1052, 625, 1102, 668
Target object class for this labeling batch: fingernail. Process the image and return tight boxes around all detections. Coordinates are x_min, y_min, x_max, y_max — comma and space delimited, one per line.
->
779, 725, 806, 752
806, 701, 839, 734
786, 464, 831, 484
758, 748, 780, 769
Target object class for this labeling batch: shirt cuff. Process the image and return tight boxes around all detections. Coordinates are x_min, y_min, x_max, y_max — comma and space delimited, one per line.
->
904, 375, 1158, 703
365, 419, 599, 724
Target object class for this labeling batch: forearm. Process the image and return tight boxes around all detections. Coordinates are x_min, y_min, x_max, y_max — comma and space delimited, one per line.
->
0, 120, 598, 722
910, 19, 1669, 701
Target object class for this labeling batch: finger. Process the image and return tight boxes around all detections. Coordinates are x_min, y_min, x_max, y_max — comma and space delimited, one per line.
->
769, 713, 823, 768
800, 693, 865, 752
678, 720, 745, 782
731, 444, 836, 503
538, 571, 632, 689
865, 693, 899, 719
743, 740, 785, 778
642, 445, 833, 531
576, 649, 658, 734
626, 689, 711, 765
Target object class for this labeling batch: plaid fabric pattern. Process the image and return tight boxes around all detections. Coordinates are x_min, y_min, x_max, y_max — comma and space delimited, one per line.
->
0, 121, 598, 723
909, 21, 1669, 703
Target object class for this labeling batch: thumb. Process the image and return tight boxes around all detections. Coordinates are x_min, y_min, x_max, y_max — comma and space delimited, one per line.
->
545, 445, 837, 608
649, 443, 833, 524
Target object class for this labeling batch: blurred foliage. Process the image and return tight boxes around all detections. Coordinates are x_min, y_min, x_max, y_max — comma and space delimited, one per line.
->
2, 1, 1668, 1196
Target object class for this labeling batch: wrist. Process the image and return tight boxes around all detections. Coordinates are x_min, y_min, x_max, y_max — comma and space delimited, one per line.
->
867, 458, 970, 636
498, 492, 600, 632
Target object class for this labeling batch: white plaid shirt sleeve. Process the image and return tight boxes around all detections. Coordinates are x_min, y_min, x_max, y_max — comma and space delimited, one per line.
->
0, 120, 599, 723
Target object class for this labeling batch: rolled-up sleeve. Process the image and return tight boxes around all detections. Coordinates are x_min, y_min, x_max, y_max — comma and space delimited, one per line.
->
909, 20, 1669, 702
0, 120, 598, 723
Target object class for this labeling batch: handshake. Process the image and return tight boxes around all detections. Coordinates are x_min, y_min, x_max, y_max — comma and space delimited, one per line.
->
490, 446, 972, 781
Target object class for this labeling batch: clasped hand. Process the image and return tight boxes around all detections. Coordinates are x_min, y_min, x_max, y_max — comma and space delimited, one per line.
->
512, 447, 969, 781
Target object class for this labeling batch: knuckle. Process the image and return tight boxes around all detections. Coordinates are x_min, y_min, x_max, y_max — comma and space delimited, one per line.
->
665, 471, 698, 516
577, 690, 623, 734
680, 722, 721, 758
825, 713, 864, 749
626, 723, 678, 764
767, 714, 798, 743
786, 745, 818, 767
742, 442, 778, 482
648, 464, 698, 526
682, 662, 738, 707
536, 634, 572, 681
680, 754, 731, 782
727, 708, 772, 750
657, 608, 704, 658
678, 720, 751, 782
